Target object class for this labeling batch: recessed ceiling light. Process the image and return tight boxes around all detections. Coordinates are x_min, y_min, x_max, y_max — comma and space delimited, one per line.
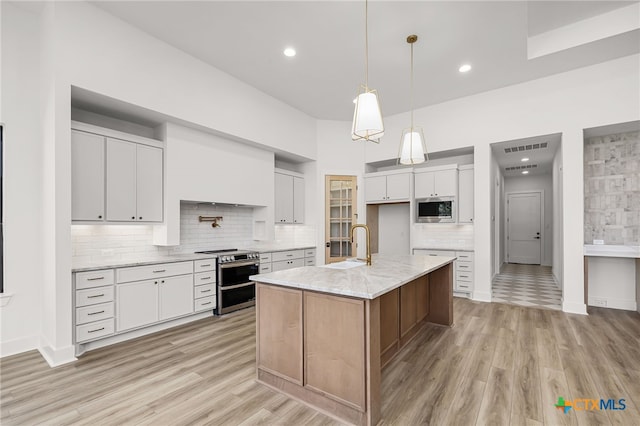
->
521, 157, 529, 162
283, 47, 296, 57
459, 64, 472, 73
522, 170, 529, 175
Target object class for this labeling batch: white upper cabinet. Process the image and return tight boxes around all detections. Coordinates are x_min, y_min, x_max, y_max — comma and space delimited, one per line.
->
275, 170, 304, 224
106, 138, 163, 222
106, 139, 137, 221
71, 130, 105, 221
458, 165, 474, 223
72, 122, 164, 223
414, 167, 458, 198
136, 144, 164, 222
364, 171, 411, 203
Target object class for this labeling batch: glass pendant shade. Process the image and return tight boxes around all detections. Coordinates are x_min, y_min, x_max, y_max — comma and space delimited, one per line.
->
399, 127, 427, 165
352, 90, 384, 143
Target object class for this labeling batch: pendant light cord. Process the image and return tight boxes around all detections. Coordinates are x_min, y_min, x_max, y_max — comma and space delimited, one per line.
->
410, 40, 414, 129
365, 0, 369, 90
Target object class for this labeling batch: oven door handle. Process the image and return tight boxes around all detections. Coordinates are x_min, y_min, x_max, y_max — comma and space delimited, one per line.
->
220, 281, 255, 291
219, 261, 260, 269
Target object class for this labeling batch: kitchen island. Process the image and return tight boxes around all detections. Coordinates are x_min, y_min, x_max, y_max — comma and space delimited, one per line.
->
250, 254, 455, 426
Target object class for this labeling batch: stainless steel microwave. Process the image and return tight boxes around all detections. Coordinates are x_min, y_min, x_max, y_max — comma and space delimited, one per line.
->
416, 197, 456, 223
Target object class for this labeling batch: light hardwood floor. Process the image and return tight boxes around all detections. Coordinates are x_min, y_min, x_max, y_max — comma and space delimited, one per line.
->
2, 298, 639, 425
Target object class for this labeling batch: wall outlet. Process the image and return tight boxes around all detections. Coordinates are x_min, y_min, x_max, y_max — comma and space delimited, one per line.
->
593, 239, 605, 245
592, 298, 607, 307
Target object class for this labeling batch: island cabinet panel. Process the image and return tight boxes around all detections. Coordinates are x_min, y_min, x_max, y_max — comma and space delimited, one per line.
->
379, 289, 399, 365
304, 292, 366, 411
256, 284, 303, 384
426, 263, 454, 326
416, 275, 430, 322
400, 280, 418, 341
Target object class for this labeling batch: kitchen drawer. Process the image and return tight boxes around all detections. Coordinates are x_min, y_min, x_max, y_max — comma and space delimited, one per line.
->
456, 271, 473, 283
194, 284, 215, 299
414, 249, 453, 257
76, 302, 114, 325
272, 258, 305, 272
194, 271, 216, 286
305, 258, 316, 266
259, 263, 272, 273
194, 258, 216, 272
75, 269, 115, 290
259, 252, 272, 263
272, 250, 305, 262
116, 261, 193, 283
304, 248, 316, 258
456, 261, 473, 273
76, 286, 115, 307
455, 251, 474, 261
76, 318, 114, 342
456, 281, 473, 291
194, 296, 216, 311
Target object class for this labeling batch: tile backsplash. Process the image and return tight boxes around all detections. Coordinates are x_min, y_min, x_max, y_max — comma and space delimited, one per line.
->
412, 223, 474, 249
72, 202, 317, 262
584, 131, 640, 245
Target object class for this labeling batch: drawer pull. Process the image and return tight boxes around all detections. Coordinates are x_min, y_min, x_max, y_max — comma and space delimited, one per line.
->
88, 310, 105, 316
201, 302, 212, 306
88, 327, 105, 333
200, 264, 211, 268
459, 275, 469, 278
459, 265, 469, 268
87, 294, 105, 298
153, 269, 166, 273
87, 277, 105, 281
200, 289, 211, 293
200, 276, 212, 280
286, 254, 293, 257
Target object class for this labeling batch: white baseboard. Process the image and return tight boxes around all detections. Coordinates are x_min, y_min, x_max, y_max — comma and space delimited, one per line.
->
0, 335, 39, 358
472, 290, 492, 303
38, 336, 77, 367
588, 297, 637, 311
562, 300, 588, 315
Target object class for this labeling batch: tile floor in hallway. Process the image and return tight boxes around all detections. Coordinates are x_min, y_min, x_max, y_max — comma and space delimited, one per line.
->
492, 263, 563, 310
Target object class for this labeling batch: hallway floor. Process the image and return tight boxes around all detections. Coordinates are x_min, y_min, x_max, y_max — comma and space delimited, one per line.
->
492, 263, 562, 311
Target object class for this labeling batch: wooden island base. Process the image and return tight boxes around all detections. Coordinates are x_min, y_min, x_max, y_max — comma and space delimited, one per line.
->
255, 262, 453, 426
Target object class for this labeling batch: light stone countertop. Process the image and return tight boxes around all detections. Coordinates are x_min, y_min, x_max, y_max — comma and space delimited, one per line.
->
583, 244, 640, 259
72, 253, 218, 272
250, 254, 455, 300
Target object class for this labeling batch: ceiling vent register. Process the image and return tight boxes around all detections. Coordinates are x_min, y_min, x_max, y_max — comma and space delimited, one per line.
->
504, 142, 548, 153
505, 164, 538, 171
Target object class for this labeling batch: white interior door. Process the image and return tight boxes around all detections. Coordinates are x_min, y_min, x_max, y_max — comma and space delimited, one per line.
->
507, 192, 541, 264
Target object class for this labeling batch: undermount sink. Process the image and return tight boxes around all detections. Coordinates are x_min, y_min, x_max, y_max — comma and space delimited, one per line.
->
322, 259, 368, 269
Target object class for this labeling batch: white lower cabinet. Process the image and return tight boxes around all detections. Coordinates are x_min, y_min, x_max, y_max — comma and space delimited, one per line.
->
413, 249, 474, 295
259, 248, 316, 272
74, 269, 116, 343
193, 259, 216, 312
116, 279, 159, 332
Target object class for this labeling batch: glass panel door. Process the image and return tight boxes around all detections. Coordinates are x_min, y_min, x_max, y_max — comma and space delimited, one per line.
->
325, 175, 357, 264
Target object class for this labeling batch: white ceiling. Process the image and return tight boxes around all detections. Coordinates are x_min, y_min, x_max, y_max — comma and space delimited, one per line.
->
491, 133, 561, 177
91, 1, 640, 121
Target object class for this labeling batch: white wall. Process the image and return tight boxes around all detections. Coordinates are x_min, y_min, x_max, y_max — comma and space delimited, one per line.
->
504, 174, 553, 266
378, 204, 411, 255
0, 3, 43, 356
552, 145, 564, 288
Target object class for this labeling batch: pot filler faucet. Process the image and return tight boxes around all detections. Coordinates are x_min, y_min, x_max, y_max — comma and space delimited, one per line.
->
350, 224, 372, 266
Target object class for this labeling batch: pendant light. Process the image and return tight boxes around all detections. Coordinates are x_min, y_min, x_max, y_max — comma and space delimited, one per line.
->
352, 0, 384, 143
398, 34, 427, 165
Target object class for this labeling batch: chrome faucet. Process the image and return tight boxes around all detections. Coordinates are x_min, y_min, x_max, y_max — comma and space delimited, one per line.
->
350, 224, 372, 266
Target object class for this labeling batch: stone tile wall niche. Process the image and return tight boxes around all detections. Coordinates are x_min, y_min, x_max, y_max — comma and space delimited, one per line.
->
584, 131, 640, 245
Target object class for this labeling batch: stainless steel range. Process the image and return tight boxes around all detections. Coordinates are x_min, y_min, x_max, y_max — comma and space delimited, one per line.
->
195, 248, 260, 315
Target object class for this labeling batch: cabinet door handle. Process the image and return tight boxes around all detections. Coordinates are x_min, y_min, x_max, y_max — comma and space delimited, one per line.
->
87, 294, 105, 298
98, 215, 103, 219
153, 270, 166, 273
139, 217, 143, 220
88, 327, 105, 333
131, 216, 135, 220
88, 310, 105, 316
87, 277, 105, 281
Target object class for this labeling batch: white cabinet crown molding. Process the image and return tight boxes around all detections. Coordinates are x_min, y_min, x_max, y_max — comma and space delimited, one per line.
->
71, 120, 163, 149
